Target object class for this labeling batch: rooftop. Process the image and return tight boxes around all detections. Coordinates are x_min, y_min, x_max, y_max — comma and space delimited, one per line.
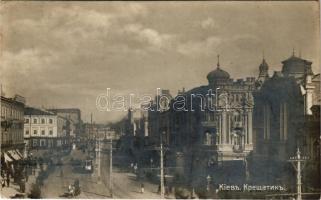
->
25, 107, 55, 116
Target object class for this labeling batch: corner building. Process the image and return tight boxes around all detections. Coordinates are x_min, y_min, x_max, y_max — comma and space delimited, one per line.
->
163, 58, 256, 186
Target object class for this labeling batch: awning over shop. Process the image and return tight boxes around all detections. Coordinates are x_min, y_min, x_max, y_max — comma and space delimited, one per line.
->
15, 150, 24, 159
4, 153, 12, 162
8, 150, 21, 161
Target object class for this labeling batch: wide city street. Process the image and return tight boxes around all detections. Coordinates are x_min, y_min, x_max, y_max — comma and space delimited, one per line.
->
39, 143, 166, 199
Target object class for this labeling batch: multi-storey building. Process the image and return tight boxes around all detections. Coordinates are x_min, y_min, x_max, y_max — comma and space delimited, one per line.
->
84, 122, 120, 140
144, 57, 256, 186
147, 89, 173, 145
251, 53, 320, 191
47, 108, 82, 139
1, 95, 25, 163
24, 107, 69, 149
169, 57, 255, 186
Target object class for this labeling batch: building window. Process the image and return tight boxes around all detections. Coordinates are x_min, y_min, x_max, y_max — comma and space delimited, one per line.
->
33, 119, 37, 124
25, 119, 29, 124
41, 118, 45, 124
49, 119, 53, 124
40, 140, 46, 147
33, 139, 38, 147
33, 130, 37, 135
49, 130, 53, 135
41, 130, 45, 135
25, 130, 29, 135
48, 140, 53, 147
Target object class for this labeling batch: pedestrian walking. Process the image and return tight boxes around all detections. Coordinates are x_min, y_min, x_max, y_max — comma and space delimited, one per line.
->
140, 183, 144, 194
6, 170, 10, 187
19, 177, 26, 193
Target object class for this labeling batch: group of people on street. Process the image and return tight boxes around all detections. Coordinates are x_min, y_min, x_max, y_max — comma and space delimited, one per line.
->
1, 165, 11, 188
0, 159, 27, 193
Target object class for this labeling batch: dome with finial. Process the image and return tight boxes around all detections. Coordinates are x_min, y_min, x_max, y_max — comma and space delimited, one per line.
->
207, 55, 230, 84
259, 58, 269, 71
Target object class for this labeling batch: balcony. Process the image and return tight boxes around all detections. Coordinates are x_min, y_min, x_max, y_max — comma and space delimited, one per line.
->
232, 144, 244, 153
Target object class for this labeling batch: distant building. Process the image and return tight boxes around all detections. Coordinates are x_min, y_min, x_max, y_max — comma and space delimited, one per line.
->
24, 107, 69, 149
127, 108, 144, 137
120, 90, 173, 158
148, 89, 173, 145
1, 95, 26, 163
256, 58, 269, 88
47, 108, 82, 139
83, 122, 120, 141
83, 123, 93, 140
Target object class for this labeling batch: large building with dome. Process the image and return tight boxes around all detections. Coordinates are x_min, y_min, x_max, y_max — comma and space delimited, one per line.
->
125, 52, 320, 192
143, 56, 257, 186
171, 56, 256, 162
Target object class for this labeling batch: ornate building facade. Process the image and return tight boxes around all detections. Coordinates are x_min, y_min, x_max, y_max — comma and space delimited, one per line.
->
144, 57, 257, 186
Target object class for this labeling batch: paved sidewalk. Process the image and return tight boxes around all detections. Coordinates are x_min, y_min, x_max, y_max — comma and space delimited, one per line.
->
0, 168, 41, 199
0, 183, 23, 198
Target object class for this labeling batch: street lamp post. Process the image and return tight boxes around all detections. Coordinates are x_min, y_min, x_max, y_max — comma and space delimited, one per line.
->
288, 148, 309, 200
206, 175, 211, 191
98, 138, 101, 183
160, 131, 165, 199
94, 136, 101, 182
109, 138, 113, 198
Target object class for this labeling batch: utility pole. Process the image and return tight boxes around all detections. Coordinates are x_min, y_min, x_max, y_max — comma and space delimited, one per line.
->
97, 137, 101, 183
90, 113, 93, 140
288, 148, 309, 200
0, 84, 2, 149
160, 131, 165, 199
109, 138, 113, 198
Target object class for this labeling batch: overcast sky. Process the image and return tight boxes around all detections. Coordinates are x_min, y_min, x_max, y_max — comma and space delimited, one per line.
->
1, 1, 319, 123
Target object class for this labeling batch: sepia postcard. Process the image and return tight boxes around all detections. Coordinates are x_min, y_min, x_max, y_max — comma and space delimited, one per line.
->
0, 1, 320, 199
